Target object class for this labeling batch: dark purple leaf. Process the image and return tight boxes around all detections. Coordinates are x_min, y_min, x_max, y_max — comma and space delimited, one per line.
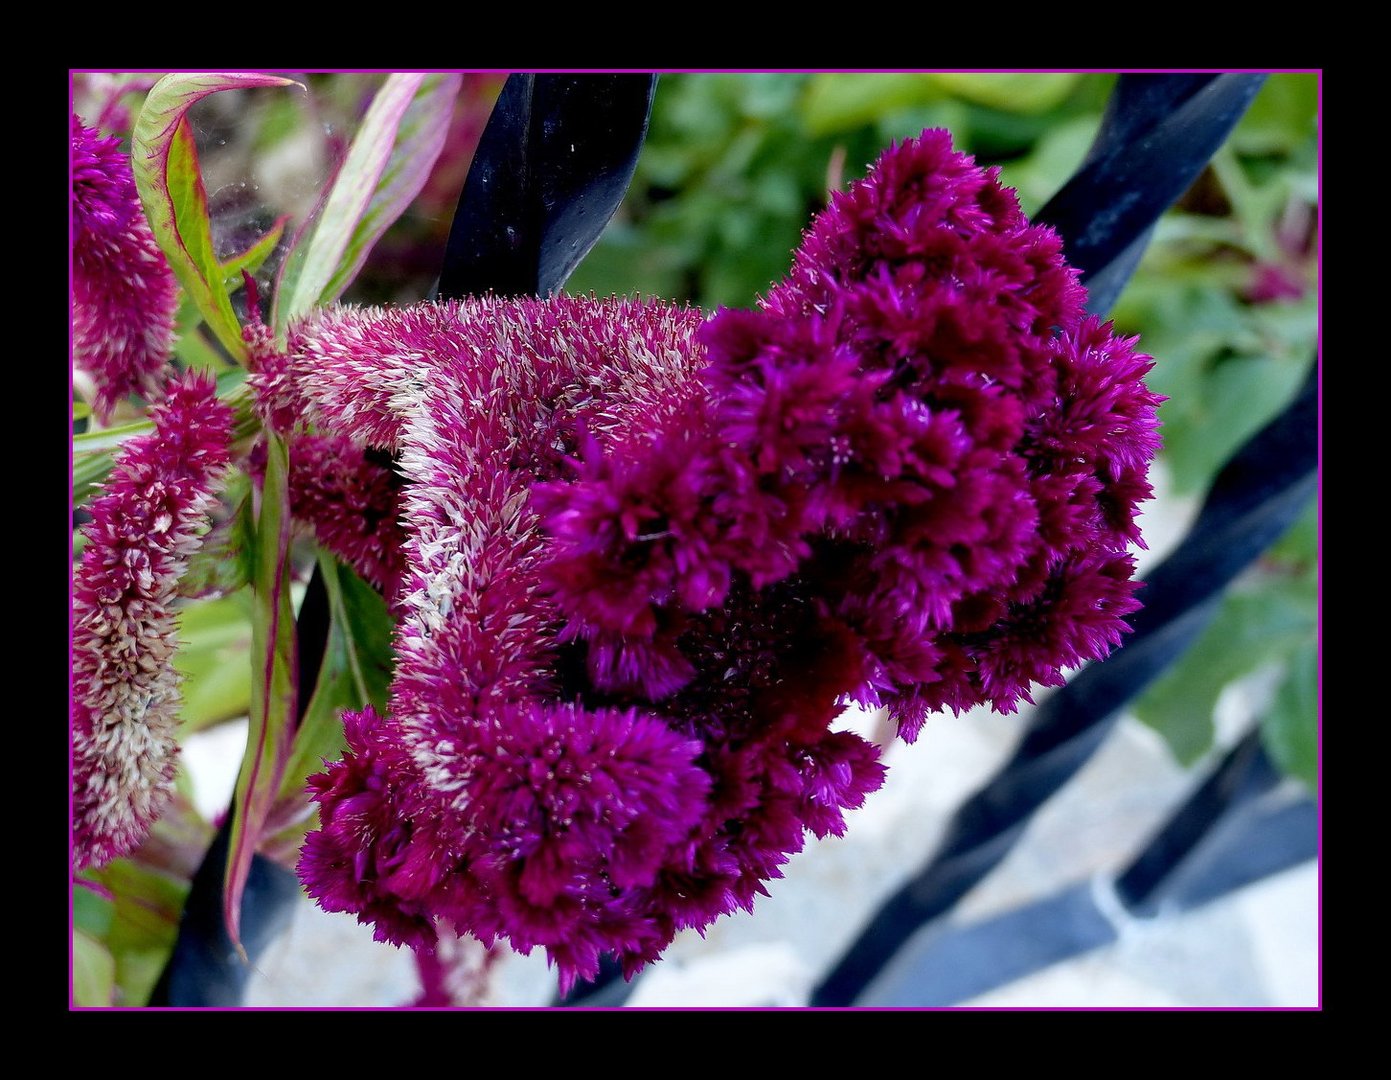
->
437, 73, 657, 299
1037, 73, 1267, 314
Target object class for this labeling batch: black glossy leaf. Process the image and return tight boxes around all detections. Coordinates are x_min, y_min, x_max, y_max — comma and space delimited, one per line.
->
437, 74, 657, 300
147, 819, 299, 1007
1116, 729, 1281, 915
858, 733, 1314, 1005
295, 565, 331, 724
810, 361, 1317, 1006
1036, 73, 1267, 314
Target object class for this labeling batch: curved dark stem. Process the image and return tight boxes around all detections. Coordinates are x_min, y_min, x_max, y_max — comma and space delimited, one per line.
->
1036, 73, 1267, 314
553, 954, 632, 1007
856, 727, 1315, 1005
1116, 728, 1298, 916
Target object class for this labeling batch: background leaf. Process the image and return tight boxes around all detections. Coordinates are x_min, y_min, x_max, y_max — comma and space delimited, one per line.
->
927, 73, 1081, 114
276, 74, 461, 327
1132, 580, 1317, 764
437, 73, 657, 299
173, 591, 255, 735
131, 73, 299, 362
72, 930, 116, 1007
1264, 640, 1319, 791
801, 74, 941, 136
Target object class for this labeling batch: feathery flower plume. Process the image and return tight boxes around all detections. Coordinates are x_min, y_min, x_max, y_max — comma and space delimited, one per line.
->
244, 431, 411, 607
289, 298, 719, 989
292, 131, 1161, 990
72, 373, 234, 869
71, 115, 178, 422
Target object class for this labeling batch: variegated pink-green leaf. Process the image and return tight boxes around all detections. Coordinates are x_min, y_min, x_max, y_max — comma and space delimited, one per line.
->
131, 73, 300, 363
224, 432, 297, 953
260, 555, 396, 866
275, 73, 461, 327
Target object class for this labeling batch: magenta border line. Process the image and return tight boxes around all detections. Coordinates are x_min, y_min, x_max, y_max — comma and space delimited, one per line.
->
68, 71, 77, 1013
68, 68, 1323, 73
69, 68, 1323, 1013
1314, 66, 1324, 1013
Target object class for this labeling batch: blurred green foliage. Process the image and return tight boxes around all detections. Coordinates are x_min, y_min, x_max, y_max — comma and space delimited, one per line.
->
571, 72, 1319, 785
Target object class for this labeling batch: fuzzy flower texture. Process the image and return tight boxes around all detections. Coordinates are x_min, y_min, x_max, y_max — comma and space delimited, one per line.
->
71, 115, 177, 421
273, 132, 1162, 991
73, 374, 233, 868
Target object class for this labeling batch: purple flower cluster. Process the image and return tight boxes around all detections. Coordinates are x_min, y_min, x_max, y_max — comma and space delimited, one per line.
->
72, 374, 233, 869
542, 131, 1161, 739
71, 115, 178, 422
285, 131, 1160, 990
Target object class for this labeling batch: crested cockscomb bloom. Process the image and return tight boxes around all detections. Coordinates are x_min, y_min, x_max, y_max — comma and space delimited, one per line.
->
72, 373, 234, 869
288, 130, 1160, 990
542, 130, 1162, 741
71, 115, 179, 422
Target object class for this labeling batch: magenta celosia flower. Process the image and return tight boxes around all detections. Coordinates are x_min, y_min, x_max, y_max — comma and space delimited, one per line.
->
71, 115, 179, 422
72, 373, 234, 869
289, 437, 408, 605
288, 130, 1160, 991
542, 131, 1162, 738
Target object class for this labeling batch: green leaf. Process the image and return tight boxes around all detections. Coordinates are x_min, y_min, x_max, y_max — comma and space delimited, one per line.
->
73, 881, 113, 938
1269, 499, 1319, 568
262, 556, 396, 861
1264, 641, 1319, 792
73, 453, 114, 507
73, 930, 116, 1007
174, 591, 255, 735
1133, 582, 1316, 765
276, 73, 460, 327
1163, 354, 1311, 495
172, 299, 229, 372
800, 74, 940, 137
131, 73, 300, 363
87, 793, 210, 1005
179, 476, 257, 600
928, 73, 1082, 114
72, 415, 157, 456
224, 431, 297, 952
72, 401, 92, 422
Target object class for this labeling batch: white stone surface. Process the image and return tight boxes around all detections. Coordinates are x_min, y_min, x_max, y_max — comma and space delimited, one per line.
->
236, 702, 1318, 1008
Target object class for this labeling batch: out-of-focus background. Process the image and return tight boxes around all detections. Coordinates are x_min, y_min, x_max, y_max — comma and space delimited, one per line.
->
74, 71, 1319, 1008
